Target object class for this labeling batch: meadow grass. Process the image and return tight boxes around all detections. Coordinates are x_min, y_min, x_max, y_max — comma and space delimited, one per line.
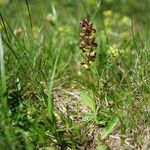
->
0, 0, 150, 149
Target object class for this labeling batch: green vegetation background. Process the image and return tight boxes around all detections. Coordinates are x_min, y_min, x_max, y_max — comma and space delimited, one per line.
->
0, 0, 150, 149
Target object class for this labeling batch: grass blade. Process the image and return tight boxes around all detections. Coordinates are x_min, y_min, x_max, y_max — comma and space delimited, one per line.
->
101, 115, 119, 140
0, 33, 7, 110
25, 0, 33, 30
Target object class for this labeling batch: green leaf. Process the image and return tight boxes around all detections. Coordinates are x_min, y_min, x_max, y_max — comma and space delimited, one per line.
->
101, 115, 119, 140
80, 91, 96, 113
95, 145, 108, 150
45, 146, 56, 150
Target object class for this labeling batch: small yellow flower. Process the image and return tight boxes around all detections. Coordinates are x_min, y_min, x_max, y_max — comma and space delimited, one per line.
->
104, 18, 112, 27
58, 26, 65, 32
46, 13, 56, 24
103, 10, 112, 17
108, 44, 119, 57
121, 16, 131, 26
